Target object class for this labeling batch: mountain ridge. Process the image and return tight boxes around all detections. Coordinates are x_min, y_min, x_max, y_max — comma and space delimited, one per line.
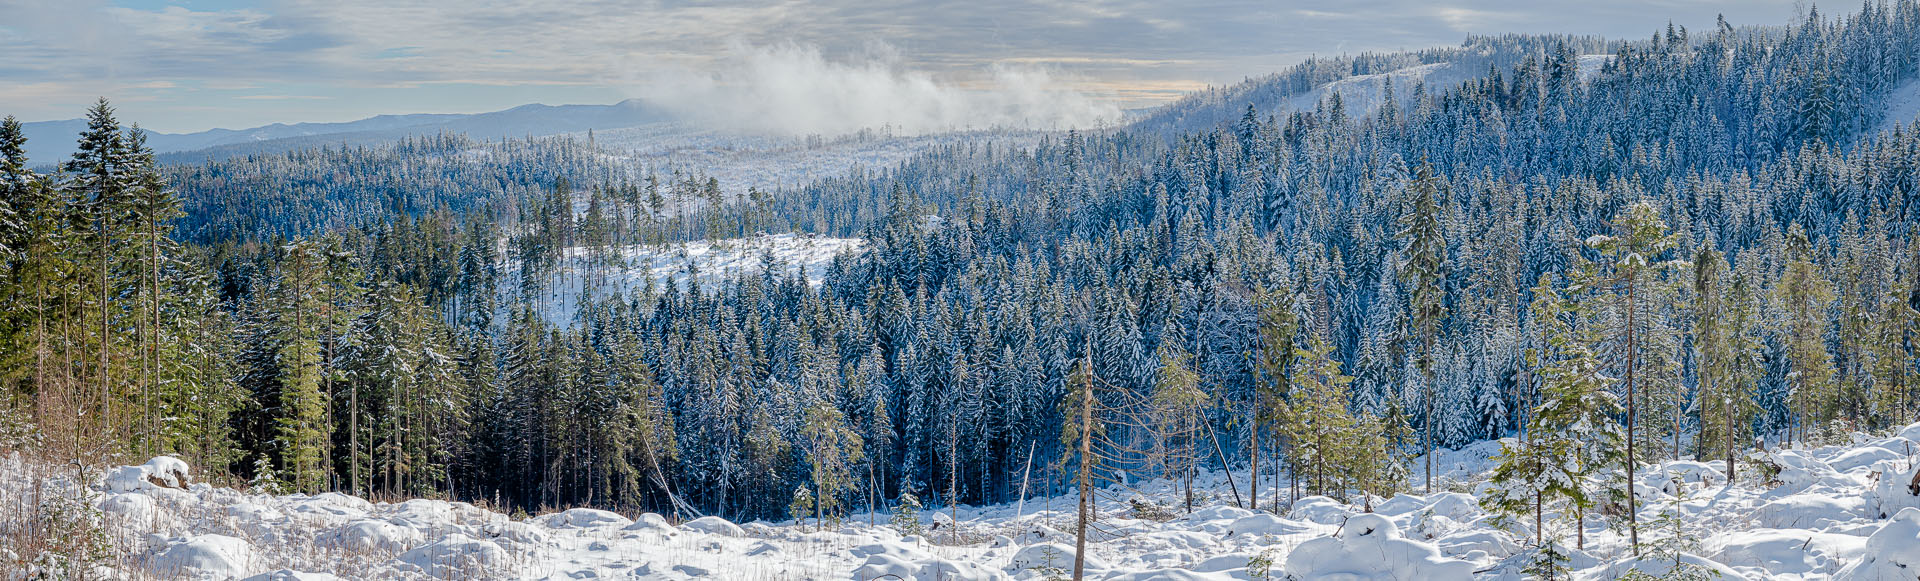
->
18, 99, 667, 166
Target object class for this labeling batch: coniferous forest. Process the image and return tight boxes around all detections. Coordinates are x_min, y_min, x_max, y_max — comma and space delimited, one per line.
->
3, 5, 1920, 541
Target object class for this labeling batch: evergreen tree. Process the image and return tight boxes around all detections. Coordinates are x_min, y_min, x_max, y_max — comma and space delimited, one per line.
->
799, 400, 863, 530
1250, 287, 1297, 511
1398, 163, 1449, 493
1567, 200, 1682, 556
1777, 226, 1837, 445
1691, 247, 1760, 479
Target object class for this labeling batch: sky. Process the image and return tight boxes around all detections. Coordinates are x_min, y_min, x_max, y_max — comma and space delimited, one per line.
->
0, 0, 1806, 134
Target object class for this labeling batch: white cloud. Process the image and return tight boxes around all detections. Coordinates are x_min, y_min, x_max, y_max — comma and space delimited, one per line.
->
626, 43, 1121, 136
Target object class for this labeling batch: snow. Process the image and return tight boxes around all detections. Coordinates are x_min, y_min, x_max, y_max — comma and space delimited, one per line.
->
1708, 528, 1865, 578
1281, 513, 1475, 580
106, 455, 192, 492
1836, 507, 1920, 580
521, 233, 864, 324
17, 420, 1920, 579
148, 534, 256, 580
532, 507, 631, 529
679, 515, 745, 536
1873, 78, 1920, 137
396, 533, 509, 577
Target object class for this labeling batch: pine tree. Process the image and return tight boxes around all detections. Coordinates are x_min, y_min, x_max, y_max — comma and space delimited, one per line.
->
123, 126, 179, 456
1059, 348, 1100, 581
1567, 200, 1682, 556
1868, 283, 1917, 428
1278, 338, 1357, 500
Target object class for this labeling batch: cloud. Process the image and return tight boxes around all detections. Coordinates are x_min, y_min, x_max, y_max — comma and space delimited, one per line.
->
0, 0, 1809, 131
627, 42, 1121, 136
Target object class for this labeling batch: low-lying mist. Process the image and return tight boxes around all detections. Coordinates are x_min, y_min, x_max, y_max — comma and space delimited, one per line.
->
627, 43, 1121, 137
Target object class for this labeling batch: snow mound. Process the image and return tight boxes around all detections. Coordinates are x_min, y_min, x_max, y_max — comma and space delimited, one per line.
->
107, 455, 192, 492
1590, 553, 1744, 580
148, 534, 255, 580
622, 512, 673, 531
534, 507, 632, 529
99, 492, 158, 524
1771, 449, 1866, 494
241, 571, 342, 581
397, 533, 508, 577
1837, 507, 1920, 580
1280, 513, 1474, 580
1225, 513, 1315, 538
1829, 446, 1906, 473
325, 519, 420, 553
1757, 493, 1867, 529
1008, 542, 1106, 571
681, 515, 745, 536
1708, 528, 1865, 577
1869, 461, 1920, 517
1288, 495, 1356, 524
855, 553, 1007, 580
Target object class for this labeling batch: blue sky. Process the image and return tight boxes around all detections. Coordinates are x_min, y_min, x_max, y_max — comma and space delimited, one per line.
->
1, 0, 1802, 133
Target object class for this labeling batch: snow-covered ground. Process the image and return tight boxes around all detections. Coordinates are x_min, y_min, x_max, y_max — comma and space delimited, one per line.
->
519, 233, 865, 323
1276, 55, 1615, 118
1873, 78, 1920, 137
8, 422, 1920, 580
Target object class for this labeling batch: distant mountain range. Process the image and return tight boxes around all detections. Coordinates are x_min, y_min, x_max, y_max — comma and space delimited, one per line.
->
18, 100, 669, 167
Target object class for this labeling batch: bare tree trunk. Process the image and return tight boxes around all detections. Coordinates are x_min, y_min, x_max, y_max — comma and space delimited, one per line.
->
1072, 368, 1092, 581
1625, 283, 1640, 557
1424, 358, 1434, 494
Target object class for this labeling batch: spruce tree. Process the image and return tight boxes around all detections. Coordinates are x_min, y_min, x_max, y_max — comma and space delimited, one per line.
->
273, 240, 329, 492
64, 98, 136, 452
1398, 163, 1449, 493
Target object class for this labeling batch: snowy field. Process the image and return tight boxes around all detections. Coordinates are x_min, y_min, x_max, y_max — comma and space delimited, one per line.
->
8, 421, 1920, 580
520, 233, 865, 323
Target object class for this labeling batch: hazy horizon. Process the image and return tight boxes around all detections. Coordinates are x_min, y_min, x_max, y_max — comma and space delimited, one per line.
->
3, 0, 1802, 134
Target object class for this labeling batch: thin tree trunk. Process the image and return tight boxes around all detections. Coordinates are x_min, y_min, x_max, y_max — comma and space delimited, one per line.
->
1072, 365, 1092, 581
1625, 283, 1640, 557
1424, 354, 1434, 494
1204, 421, 1242, 510
99, 213, 112, 453
1249, 407, 1259, 512
1726, 393, 1736, 481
